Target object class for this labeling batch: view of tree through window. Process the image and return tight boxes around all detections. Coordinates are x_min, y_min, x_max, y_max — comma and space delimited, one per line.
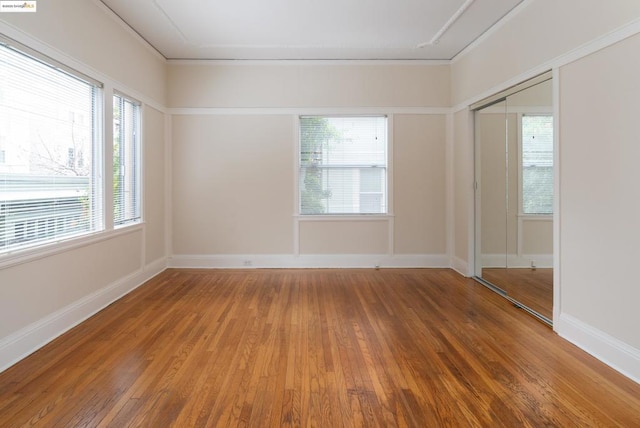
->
0, 42, 102, 254
299, 116, 387, 215
521, 114, 553, 215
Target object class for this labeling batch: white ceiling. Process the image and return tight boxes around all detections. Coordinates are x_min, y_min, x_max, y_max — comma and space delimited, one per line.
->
99, 0, 524, 61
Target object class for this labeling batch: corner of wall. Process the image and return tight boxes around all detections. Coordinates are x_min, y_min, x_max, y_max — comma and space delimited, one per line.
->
0, 258, 167, 374
556, 313, 640, 385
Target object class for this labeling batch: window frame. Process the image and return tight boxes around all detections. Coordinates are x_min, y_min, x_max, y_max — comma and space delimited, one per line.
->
0, 36, 146, 266
0, 38, 106, 259
297, 115, 390, 216
112, 91, 142, 228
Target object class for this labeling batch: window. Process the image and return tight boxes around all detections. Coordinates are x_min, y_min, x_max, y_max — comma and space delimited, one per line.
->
113, 94, 141, 226
521, 114, 553, 215
0, 41, 102, 254
299, 116, 387, 214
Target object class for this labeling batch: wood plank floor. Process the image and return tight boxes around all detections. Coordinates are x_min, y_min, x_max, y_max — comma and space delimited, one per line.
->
482, 268, 553, 320
1, 269, 639, 427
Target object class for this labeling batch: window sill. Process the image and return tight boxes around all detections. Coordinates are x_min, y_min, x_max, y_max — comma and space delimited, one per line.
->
517, 214, 553, 221
295, 214, 394, 221
0, 223, 144, 270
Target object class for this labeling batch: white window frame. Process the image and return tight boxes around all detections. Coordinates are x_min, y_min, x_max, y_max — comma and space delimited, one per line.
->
0, 37, 106, 260
113, 91, 142, 227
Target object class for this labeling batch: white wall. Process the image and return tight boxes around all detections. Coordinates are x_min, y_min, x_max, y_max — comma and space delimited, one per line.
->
451, 0, 640, 106
452, 109, 473, 274
0, 0, 167, 371
393, 114, 446, 255
172, 114, 295, 256
559, 32, 640, 350
168, 63, 450, 108
144, 106, 168, 264
0, 0, 165, 104
451, 0, 640, 382
168, 63, 450, 268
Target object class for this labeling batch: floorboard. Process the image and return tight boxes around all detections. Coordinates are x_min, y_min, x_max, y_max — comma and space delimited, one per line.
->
482, 268, 553, 319
1, 268, 639, 427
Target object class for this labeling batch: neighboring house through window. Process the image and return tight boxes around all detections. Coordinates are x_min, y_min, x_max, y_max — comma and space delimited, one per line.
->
0, 40, 103, 254
299, 116, 388, 215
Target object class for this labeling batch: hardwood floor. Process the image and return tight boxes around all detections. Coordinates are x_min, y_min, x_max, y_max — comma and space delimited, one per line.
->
1, 269, 639, 427
482, 268, 553, 320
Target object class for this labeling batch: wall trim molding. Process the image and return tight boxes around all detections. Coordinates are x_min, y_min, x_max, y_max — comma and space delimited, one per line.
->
0, 258, 167, 374
167, 59, 450, 66
451, 256, 470, 277
169, 253, 449, 269
481, 253, 553, 269
451, 0, 535, 64
556, 313, 640, 385
168, 107, 451, 116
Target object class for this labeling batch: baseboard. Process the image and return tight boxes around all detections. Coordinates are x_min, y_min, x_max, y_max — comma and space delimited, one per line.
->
482, 253, 553, 269
556, 313, 640, 385
169, 253, 450, 269
451, 256, 470, 277
0, 257, 167, 373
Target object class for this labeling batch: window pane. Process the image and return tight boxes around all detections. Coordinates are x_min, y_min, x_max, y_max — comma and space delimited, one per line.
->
522, 115, 553, 214
113, 94, 141, 226
0, 43, 102, 254
300, 116, 387, 215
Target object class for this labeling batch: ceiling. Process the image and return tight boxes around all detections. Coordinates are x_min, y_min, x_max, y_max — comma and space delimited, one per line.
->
99, 0, 525, 61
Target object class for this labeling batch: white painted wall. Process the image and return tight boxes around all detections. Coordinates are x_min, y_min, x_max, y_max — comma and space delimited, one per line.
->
452, 0, 640, 382
168, 63, 450, 108
452, 0, 640, 106
559, 32, 640, 350
0, 0, 167, 371
0, 0, 166, 105
144, 106, 168, 264
393, 114, 447, 255
171, 114, 295, 256
452, 109, 474, 274
168, 63, 451, 268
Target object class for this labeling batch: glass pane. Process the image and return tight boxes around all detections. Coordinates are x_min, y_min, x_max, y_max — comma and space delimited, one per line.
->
0, 44, 101, 254
113, 94, 141, 226
300, 116, 387, 215
522, 115, 553, 215
476, 100, 509, 291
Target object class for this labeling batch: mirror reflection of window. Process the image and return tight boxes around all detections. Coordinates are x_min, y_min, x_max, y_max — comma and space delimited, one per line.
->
473, 73, 555, 325
521, 114, 553, 215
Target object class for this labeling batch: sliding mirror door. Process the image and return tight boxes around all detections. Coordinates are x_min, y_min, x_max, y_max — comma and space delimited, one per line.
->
474, 74, 554, 324
505, 81, 554, 320
475, 100, 509, 292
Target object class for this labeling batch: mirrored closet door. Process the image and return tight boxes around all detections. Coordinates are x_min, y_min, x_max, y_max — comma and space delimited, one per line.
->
474, 73, 554, 324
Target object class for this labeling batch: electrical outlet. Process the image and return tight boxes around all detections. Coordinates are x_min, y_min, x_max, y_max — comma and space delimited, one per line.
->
243, 260, 252, 266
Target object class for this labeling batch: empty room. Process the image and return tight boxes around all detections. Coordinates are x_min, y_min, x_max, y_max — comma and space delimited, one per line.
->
1, 0, 640, 426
